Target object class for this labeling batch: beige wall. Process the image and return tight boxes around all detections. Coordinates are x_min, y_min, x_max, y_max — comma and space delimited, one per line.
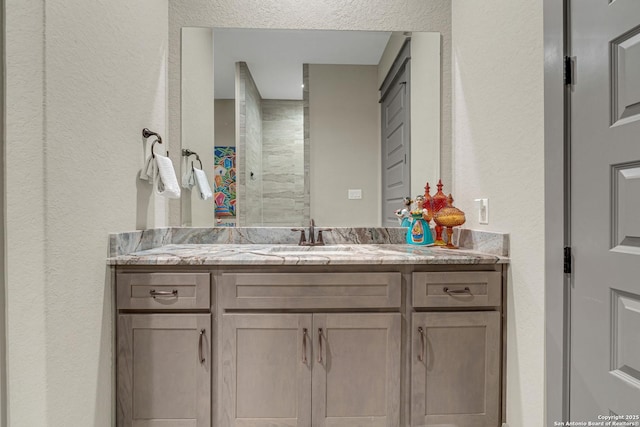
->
181, 27, 215, 227
5, 0, 168, 425
451, 1, 544, 426
168, 0, 452, 225
215, 99, 236, 147
409, 33, 441, 197
309, 64, 379, 226
0, 0, 5, 422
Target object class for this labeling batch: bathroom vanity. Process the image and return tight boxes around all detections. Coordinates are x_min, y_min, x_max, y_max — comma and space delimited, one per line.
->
109, 230, 508, 427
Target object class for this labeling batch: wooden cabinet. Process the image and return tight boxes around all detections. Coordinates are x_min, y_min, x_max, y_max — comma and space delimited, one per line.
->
221, 312, 401, 427
220, 314, 312, 427
117, 314, 211, 427
114, 265, 506, 427
117, 272, 210, 310
312, 313, 401, 427
411, 312, 501, 427
220, 272, 401, 309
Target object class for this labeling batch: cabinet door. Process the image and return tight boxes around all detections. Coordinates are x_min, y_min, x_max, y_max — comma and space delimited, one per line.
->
117, 314, 211, 427
221, 314, 312, 427
411, 312, 500, 427
312, 313, 401, 427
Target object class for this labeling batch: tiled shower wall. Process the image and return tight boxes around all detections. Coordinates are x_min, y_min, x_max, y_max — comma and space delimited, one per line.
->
237, 62, 263, 225
261, 100, 305, 226
237, 63, 307, 226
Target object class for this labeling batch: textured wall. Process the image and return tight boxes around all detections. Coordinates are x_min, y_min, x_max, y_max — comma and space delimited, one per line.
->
261, 100, 305, 226
237, 63, 264, 225
6, 0, 48, 424
451, 1, 544, 426
5, 0, 168, 425
0, 0, 6, 421
168, 0, 452, 225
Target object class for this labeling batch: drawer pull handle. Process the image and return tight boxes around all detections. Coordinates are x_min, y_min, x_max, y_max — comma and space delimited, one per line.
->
150, 289, 178, 298
317, 328, 323, 364
443, 286, 471, 295
418, 327, 426, 362
198, 329, 206, 364
302, 328, 309, 364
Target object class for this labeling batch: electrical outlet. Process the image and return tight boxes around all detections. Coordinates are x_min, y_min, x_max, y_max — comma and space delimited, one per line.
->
348, 189, 362, 200
475, 198, 489, 224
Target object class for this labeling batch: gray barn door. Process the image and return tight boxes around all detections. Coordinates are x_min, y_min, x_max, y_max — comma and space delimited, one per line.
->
381, 42, 411, 227
570, 0, 640, 419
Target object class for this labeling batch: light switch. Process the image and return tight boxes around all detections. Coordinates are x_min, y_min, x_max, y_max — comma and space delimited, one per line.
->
348, 189, 362, 200
475, 198, 489, 224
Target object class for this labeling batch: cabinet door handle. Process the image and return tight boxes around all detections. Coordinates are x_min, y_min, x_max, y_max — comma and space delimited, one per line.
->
302, 328, 309, 364
418, 327, 426, 362
443, 286, 471, 295
317, 328, 323, 364
150, 289, 178, 298
198, 329, 206, 364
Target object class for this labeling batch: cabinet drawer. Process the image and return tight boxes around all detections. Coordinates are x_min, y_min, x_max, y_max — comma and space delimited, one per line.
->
117, 272, 210, 310
220, 272, 401, 309
412, 272, 501, 308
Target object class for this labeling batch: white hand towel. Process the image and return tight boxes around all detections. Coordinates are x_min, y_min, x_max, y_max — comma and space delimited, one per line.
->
140, 155, 156, 183
182, 167, 195, 189
193, 167, 213, 200
154, 154, 181, 199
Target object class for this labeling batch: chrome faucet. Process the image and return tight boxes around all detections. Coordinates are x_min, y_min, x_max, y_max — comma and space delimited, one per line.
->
308, 219, 316, 244
291, 219, 332, 246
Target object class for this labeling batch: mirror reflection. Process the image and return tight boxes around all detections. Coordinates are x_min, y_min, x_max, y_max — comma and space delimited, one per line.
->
181, 28, 442, 227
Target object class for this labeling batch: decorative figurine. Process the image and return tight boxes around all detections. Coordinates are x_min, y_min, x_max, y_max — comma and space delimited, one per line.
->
394, 196, 413, 227
406, 195, 434, 245
434, 194, 466, 249
424, 182, 433, 219
431, 180, 449, 246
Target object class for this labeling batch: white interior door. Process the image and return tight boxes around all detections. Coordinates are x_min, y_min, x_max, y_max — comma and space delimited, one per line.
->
570, 0, 640, 419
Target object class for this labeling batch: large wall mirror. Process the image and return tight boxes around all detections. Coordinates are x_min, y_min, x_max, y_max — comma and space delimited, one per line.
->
181, 28, 441, 227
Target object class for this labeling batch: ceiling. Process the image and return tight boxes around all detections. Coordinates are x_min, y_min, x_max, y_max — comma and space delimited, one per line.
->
212, 28, 392, 100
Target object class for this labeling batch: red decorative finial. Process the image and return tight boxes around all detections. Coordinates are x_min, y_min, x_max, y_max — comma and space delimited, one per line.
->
432, 179, 448, 213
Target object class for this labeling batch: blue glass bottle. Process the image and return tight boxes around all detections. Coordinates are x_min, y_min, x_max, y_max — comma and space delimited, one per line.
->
406, 214, 434, 245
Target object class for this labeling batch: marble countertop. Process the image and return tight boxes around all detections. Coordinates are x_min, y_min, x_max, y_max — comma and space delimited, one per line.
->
107, 243, 508, 266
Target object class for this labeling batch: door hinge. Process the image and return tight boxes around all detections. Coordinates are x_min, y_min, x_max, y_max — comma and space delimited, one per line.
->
564, 56, 575, 86
564, 246, 572, 274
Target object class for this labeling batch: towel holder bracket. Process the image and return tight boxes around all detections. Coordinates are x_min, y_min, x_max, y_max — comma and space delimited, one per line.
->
142, 128, 162, 143
182, 148, 203, 170
142, 128, 164, 158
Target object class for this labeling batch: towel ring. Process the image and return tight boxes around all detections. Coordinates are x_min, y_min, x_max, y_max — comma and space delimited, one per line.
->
150, 138, 163, 159
142, 128, 162, 144
182, 149, 202, 170
191, 158, 203, 170
142, 128, 164, 159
